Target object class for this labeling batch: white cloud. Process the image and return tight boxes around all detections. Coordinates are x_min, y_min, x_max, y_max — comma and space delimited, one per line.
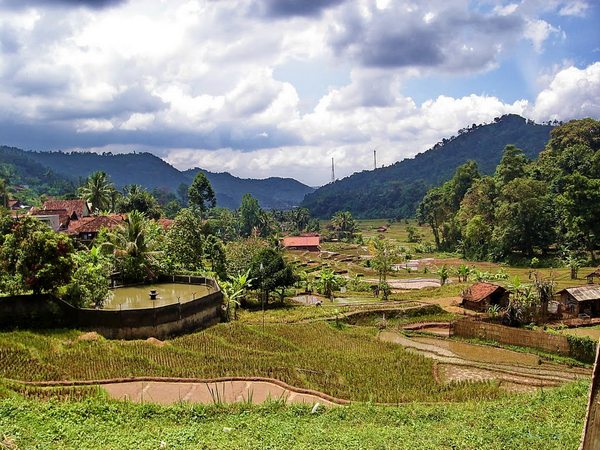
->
0, 0, 597, 187
524, 19, 560, 52
531, 62, 600, 121
558, 1, 589, 17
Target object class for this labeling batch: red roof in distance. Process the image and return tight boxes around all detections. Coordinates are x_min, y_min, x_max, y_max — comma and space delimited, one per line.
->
282, 236, 320, 248
462, 282, 505, 303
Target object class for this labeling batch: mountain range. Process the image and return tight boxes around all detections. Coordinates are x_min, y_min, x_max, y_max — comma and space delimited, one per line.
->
301, 114, 555, 218
0, 146, 314, 210
1, 114, 555, 215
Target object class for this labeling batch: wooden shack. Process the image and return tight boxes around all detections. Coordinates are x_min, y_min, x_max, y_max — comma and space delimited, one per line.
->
585, 268, 600, 284
557, 285, 600, 318
461, 282, 509, 312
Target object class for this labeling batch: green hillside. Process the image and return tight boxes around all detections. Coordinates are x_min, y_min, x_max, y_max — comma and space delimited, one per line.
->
301, 115, 554, 218
0, 147, 314, 210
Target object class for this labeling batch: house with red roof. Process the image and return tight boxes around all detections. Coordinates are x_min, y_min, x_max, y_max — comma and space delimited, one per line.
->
282, 235, 320, 252
461, 282, 509, 312
42, 199, 90, 221
67, 214, 125, 242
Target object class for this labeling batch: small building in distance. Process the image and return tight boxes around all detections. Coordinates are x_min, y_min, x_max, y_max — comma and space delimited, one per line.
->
557, 285, 600, 318
585, 268, 600, 284
282, 235, 320, 252
461, 282, 509, 312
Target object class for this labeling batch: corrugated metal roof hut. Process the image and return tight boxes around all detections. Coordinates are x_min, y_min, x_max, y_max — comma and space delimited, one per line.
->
461, 282, 509, 312
557, 285, 600, 317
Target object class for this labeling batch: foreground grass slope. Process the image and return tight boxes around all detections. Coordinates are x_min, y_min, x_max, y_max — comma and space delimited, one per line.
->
0, 322, 502, 403
0, 380, 588, 449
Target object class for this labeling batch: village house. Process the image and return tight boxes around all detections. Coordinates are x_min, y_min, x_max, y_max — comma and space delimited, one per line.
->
67, 214, 125, 243
282, 235, 321, 252
557, 285, 600, 318
461, 282, 509, 312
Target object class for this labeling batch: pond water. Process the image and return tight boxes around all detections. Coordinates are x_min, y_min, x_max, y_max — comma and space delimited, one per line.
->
103, 283, 214, 310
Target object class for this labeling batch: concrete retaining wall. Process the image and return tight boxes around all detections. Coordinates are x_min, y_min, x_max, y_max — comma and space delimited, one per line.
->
0, 278, 223, 339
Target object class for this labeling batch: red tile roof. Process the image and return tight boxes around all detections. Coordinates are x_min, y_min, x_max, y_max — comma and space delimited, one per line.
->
282, 236, 320, 248
67, 215, 124, 235
43, 199, 89, 219
462, 282, 505, 303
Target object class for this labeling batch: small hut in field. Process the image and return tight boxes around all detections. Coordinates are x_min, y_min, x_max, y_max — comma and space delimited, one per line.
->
557, 285, 600, 318
461, 282, 509, 312
585, 268, 600, 284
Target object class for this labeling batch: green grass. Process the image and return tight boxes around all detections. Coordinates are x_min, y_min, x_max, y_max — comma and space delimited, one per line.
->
0, 322, 505, 404
0, 380, 589, 449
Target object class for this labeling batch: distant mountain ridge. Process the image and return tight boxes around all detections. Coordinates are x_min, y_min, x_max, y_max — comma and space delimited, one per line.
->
301, 114, 554, 218
0, 147, 314, 210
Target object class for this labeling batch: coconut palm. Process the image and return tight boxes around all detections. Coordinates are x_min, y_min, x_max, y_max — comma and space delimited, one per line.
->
79, 171, 113, 212
330, 211, 357, 240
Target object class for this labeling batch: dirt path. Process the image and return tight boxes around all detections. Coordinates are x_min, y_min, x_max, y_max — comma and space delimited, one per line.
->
102, 380, 337, 406
379, 331, 590, 392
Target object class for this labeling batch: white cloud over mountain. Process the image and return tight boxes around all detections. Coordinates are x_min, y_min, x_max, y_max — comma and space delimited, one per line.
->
0, 0, 597, 185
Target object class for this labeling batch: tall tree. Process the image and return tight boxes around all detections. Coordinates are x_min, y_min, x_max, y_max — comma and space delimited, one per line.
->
164, 208, 206, 272
188, 172, 216, 218
239, 193, 262, 237
79, 171, 113, 212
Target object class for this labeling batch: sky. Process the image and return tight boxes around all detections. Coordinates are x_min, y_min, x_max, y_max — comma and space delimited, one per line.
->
0, 0, 599, 186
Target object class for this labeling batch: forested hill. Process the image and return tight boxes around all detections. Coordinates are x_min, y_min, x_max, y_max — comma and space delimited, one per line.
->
182, 168, 315, 210
301, 114, 554, 218
0, 147, 314, 210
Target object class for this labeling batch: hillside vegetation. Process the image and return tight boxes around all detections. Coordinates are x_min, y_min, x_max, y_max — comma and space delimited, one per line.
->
0, 146, 314, 209
302, 115, 553, 218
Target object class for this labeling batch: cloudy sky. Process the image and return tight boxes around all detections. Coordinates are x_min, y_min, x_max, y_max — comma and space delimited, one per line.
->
0, 0, 599, 186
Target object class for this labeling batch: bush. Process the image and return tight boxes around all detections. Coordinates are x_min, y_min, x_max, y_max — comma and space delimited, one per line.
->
566, 334, 597, 364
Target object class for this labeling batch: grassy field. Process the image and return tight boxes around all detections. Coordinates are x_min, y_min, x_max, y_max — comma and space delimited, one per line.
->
0, 380, 588, 449
0, 322, 504, 403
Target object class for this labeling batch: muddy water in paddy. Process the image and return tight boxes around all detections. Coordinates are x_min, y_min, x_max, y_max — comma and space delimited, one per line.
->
103, 283, 213, 310
379, 331, 590, 390
412, 336, 540, 365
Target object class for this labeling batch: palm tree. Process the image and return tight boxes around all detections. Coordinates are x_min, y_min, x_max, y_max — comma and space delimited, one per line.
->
114, 210, 149, 258
79, 171, 113, 212
330, 211, 357, 241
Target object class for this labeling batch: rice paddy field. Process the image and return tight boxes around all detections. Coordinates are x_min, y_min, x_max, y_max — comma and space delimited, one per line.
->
0, 322, 505, 404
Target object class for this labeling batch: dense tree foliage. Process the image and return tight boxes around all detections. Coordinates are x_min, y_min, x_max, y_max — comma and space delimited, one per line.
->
116, 184, 162, 219
0, 216, 74, 294
302, 115, 553, 218
418, 119, 600, 262
249, 248, 297, 304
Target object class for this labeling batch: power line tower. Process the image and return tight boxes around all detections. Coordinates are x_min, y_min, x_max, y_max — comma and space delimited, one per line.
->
331, 157, 335, 183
